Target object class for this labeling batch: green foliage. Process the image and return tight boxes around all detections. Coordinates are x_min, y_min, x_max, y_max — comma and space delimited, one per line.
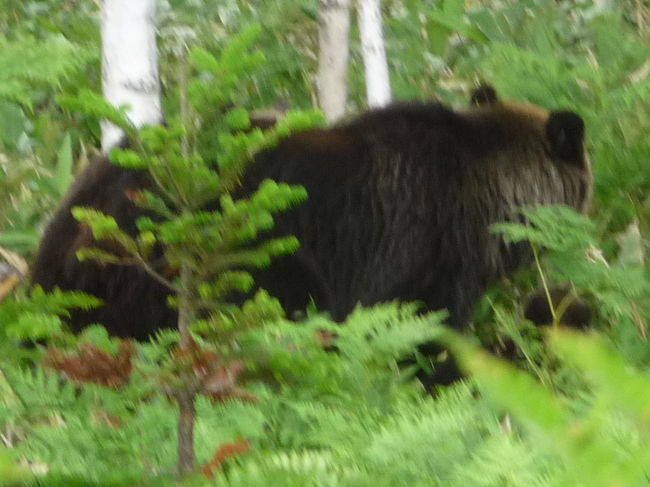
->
0, 286, 99, 350
0, 130, 81, 254
0, 35, 83, 108
58, 90, 136, 137
28, 23, 326, 479
449, 327, 650, 487
494, 205, 597, 252
1, 1, 650, 485
61, 26, 322, 339
493, 205, 649, 337
471, 2, 650, 227
0, 306, 434, 482
245, 304, 444, 397
0, 34, 89, 254
0, 447, 32, 485
0, 305, 573, 486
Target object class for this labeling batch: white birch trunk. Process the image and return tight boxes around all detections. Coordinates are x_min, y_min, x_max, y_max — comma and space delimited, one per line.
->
358, 0, 391, 107
101, 0, 162, 151
317, 0, 352, 123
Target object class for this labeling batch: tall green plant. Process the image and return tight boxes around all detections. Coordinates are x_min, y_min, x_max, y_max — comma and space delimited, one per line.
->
0, 36, 87, 254
447, 326, 650, 487
55, 25, 322, 476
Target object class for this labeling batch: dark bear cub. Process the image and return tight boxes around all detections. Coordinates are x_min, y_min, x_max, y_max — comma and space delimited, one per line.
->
32, 85, 591, 341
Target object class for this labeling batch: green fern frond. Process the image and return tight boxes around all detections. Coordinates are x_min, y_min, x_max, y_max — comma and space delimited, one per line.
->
0, 36, 85, 107
215, 450, 365, 487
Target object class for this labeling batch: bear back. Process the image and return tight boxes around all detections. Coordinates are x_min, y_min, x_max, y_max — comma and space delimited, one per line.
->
32, 85, 591, 336
239, 86, 591, 327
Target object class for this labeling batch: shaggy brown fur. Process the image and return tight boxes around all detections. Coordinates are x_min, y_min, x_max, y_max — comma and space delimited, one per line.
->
238, 86, 591, 327
32, 86, 591, 339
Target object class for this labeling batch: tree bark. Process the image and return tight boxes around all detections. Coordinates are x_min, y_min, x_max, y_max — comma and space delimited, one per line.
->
317, 0, 352, 123
358, 0, 391, 107
177, 390, 196, 476
176, 263, 196, 476
101, 0, 162, 151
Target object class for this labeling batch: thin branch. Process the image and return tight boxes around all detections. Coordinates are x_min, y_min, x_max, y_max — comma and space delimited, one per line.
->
120, 254, 181, 293
531, 243, 557, 327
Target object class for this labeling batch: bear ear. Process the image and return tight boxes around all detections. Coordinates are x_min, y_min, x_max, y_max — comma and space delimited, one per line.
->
546, 110, 585, 162
469, 84, 498, 106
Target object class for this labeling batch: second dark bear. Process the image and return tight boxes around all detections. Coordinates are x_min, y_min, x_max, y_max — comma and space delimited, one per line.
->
32, 86, 591, 338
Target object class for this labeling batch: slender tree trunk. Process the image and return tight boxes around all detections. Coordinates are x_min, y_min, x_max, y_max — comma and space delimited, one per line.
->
176, 264, 196, 476
101, 0, 162, 151
102, 3, 193, 476
177, 389, 196, 475
358, 0, 391, 107
317, 0, 352, 123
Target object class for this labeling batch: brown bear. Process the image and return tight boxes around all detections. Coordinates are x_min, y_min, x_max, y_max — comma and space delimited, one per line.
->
32, 85, 591, 340
237, 85, 591, 328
